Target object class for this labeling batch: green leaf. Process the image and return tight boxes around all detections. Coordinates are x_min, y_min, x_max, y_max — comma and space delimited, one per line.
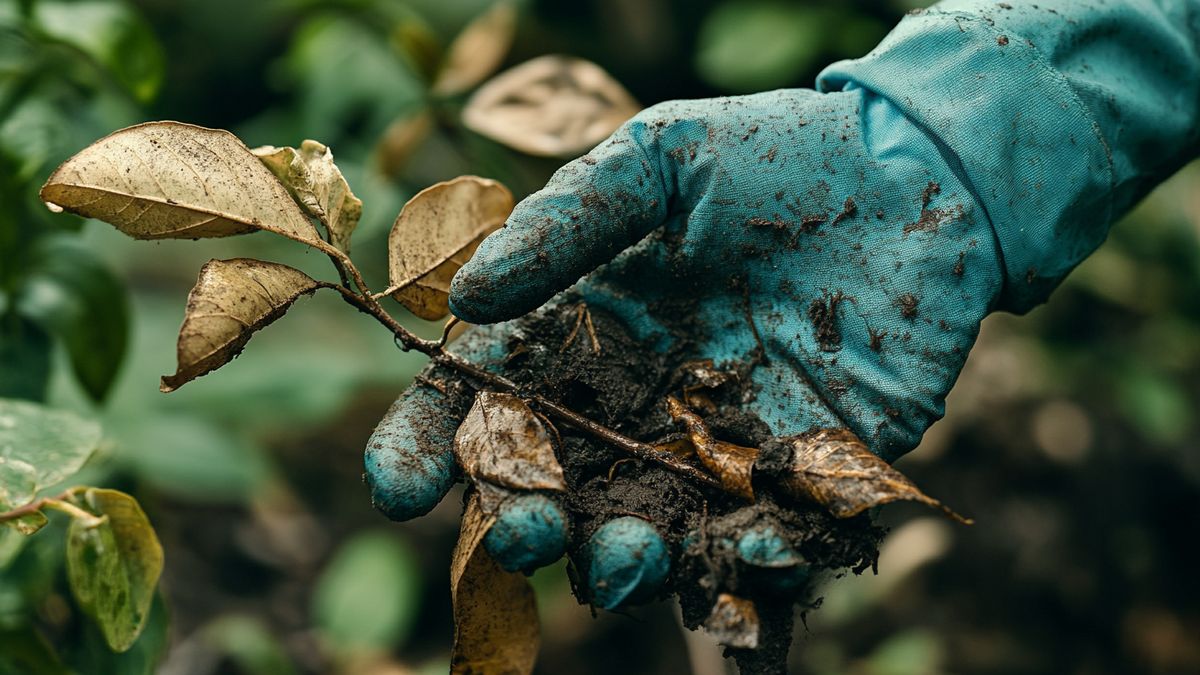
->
78, 592, 169, 675
66, 488, 163, 653
31, 0, 165, 102
312, 530, 421, 654
17, 240, 129, 403
0, 624, 69, 675
695, 1, 826, 92
202, 615, 297, 675
286, 14, 423, 144
0, 398, 101, 516
0, 317, 52, 402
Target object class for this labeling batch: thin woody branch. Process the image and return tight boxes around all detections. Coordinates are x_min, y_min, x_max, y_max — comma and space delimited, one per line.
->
316, 273, 726, 492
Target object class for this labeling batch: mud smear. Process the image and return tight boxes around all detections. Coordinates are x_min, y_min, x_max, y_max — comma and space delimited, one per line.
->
464, 301, 883, 674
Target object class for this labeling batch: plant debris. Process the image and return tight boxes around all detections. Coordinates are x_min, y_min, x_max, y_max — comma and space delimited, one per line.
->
450, 493, 539, 675
765, 429, 972, 524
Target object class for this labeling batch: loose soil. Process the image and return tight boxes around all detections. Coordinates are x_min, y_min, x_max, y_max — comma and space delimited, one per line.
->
440, 301, 883, 674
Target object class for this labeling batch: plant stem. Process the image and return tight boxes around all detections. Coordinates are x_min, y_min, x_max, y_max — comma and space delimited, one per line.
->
0, 488, 103, 527
315, 272, 727, 492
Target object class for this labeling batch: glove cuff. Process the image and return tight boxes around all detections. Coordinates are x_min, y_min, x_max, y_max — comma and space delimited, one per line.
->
817, 9, 1115, 314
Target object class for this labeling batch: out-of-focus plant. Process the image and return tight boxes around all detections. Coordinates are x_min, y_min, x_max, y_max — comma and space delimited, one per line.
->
0, 2, 170, 673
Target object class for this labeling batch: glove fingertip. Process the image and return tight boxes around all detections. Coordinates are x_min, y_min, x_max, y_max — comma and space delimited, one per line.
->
364, 386, 459, 522
483, 493, 569, 574
586, 517, 670, 610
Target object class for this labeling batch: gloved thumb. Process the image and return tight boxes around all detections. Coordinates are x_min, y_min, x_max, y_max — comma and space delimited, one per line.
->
449, 116, 671, 324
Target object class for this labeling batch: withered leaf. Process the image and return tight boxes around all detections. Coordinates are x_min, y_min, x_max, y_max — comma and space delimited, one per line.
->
252, 140, 362, 255
376, 110, 434, 177
161, 259, 318, 393
40, 122, 327, 250
388, 176, 514, 320
777, 429, 971, 524
462, 55, 640, 158
432, 2, 518, 96
451, 492, 539, 675
702, 593, 760, 650
454, 392, 567, 495
666, 396, 758, 500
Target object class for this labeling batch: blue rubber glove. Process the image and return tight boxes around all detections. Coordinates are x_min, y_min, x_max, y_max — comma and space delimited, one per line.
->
367, 0, 1200, 608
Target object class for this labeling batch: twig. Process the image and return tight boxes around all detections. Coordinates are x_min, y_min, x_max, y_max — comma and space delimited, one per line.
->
318, 259, 728, 493
0, 488, 104, 528
438, 317, 461, 348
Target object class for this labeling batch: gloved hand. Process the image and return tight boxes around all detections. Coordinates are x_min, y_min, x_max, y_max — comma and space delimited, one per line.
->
366, 85, 1001, 608
367, 0, 1200, 609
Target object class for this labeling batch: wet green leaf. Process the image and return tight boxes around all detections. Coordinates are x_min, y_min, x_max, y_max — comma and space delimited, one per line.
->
312, 530, 420, 654
0, 398, 101, 519
66, 489, 163, 652
17, 240, 129, 402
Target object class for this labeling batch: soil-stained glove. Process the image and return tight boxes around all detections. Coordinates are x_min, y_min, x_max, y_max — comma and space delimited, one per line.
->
366, 0, 1200, 607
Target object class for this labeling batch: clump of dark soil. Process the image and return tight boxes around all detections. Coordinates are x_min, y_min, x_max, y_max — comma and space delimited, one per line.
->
463, 300, 883, 674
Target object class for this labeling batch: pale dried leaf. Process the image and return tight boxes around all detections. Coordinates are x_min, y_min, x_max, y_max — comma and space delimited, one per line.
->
778, 429, 971, 524
40, 122, 325, 249
451, 493, 539, 675
388, 176, 514, 320
666, 396, 758, 500
455, 392, 566, 493
376, 110, 434, 177
463, 55, 639, 158
161, 259, 318, 393
252, 140, 362, 254
432, 2, 518, 96
702, 594, 760, 650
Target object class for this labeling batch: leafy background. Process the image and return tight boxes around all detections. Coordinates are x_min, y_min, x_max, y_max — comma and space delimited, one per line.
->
2, 0, 1198, 673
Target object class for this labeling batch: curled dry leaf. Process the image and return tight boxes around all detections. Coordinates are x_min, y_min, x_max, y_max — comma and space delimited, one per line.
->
702, 593, 761, 650
40, 122, 326, 250
463, 55, 640, 158
666, 396, 758, 501
451, 492, 539, 675
454, 391, 567, 498
777, 429, 972, 524
161, 259, 318, 393
388, 176, 514, 320
252, 140, 362, 255
432, 2, 518, 97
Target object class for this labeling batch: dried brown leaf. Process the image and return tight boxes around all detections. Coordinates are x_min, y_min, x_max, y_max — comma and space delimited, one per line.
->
40, 122, 326, 250
455, 392, 567, 494
463, 55, 640, 158
161, 259, 318, 393
665, 396, 758, 500
387, 176, 514, 320
432, 2, 518, 96
252, 140, 362, 255
702, 593, 760, 650
451, 492, 539, 675
778, 429, 972, 524
376, 110, 434, 177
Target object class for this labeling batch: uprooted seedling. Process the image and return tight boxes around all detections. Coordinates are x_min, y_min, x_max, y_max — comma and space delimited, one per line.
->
41, 120, 969, 674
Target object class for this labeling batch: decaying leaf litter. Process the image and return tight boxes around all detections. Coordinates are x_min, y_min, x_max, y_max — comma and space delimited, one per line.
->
40, 112, 970, 674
